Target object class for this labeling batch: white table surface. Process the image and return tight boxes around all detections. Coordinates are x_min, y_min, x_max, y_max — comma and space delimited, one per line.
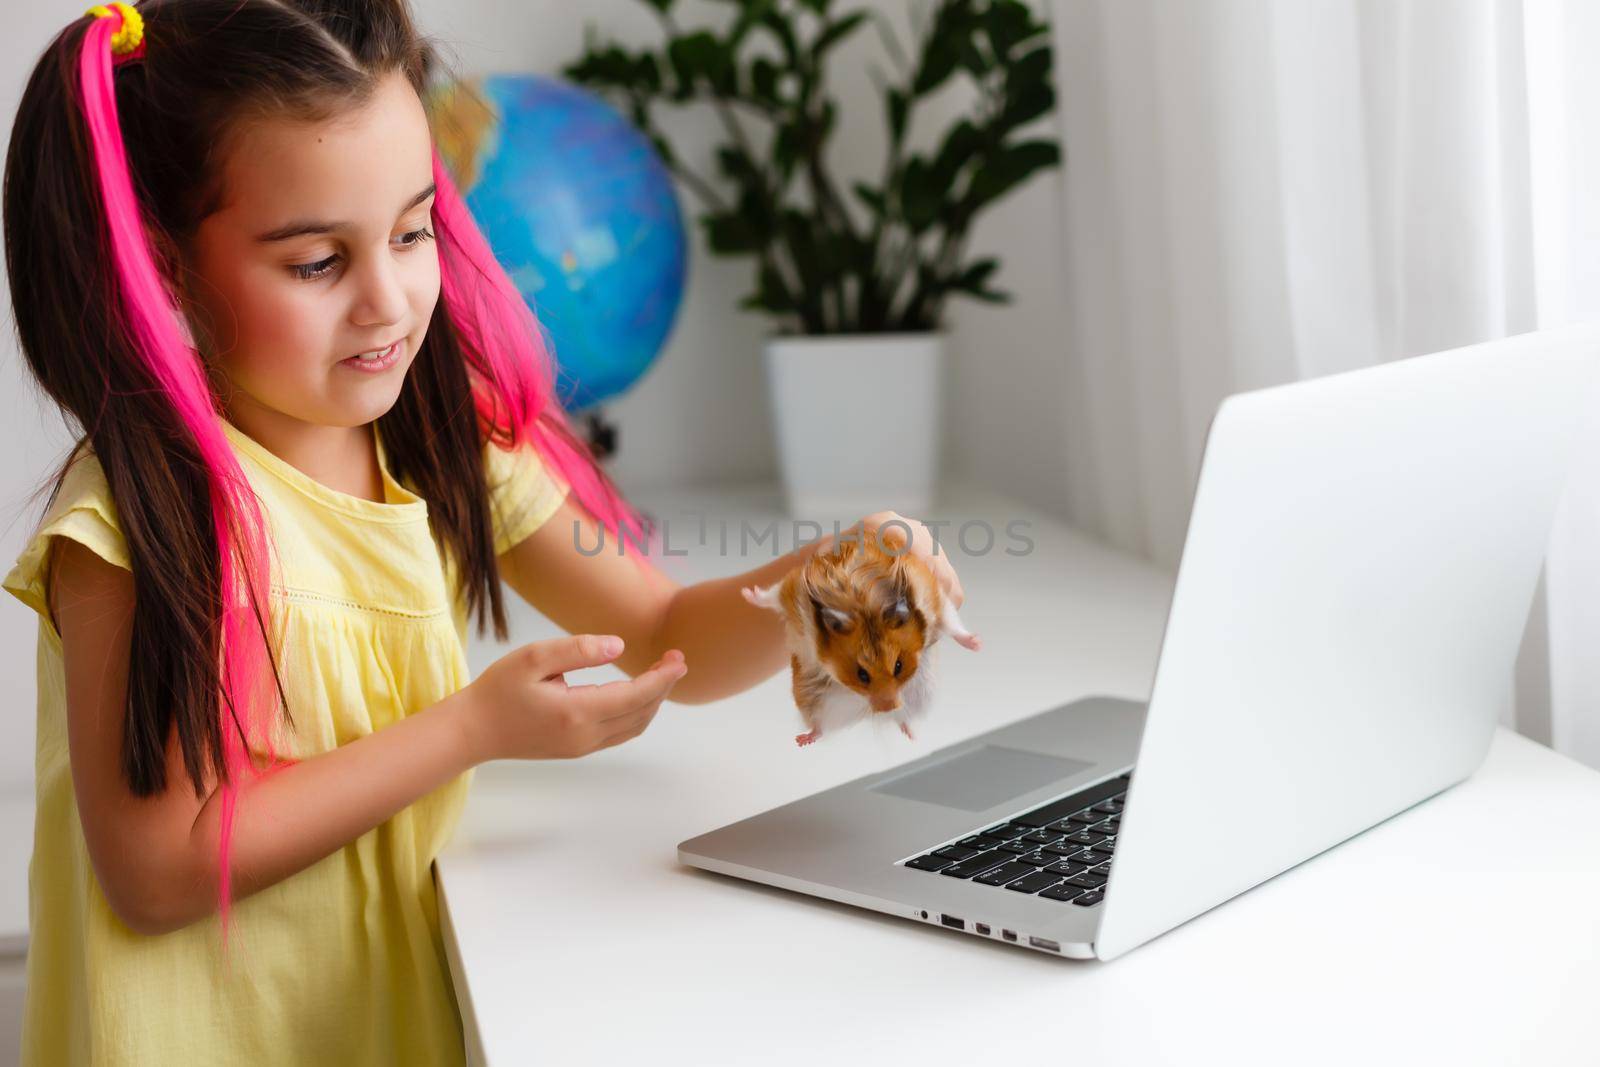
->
437, 478, 1600, 1066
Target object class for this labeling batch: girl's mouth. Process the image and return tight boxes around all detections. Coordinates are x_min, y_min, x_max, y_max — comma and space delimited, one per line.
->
340, 339, 402, 373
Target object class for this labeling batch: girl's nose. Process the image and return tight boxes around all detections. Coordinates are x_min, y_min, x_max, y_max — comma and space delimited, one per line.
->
350, 255, 409, 329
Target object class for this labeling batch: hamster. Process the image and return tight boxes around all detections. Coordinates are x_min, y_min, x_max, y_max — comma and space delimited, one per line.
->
741, 524, 981, 746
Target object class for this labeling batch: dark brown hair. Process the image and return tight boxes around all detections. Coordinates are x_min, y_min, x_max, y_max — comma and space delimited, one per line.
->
3, 0, 651, 867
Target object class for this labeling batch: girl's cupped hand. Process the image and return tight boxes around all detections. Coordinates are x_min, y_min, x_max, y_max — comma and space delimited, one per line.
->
459, 635, 687, 762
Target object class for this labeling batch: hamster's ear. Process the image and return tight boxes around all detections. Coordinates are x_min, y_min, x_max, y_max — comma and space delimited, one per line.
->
814, 600, 856, 636
883, 595, 912, 628
741, 582, 785, 612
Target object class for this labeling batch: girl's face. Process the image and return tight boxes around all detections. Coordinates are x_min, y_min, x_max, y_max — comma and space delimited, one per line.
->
180, 70, 441, 439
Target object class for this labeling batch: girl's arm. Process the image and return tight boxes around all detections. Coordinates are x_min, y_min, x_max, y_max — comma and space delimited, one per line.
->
498, 500, 966, 707
497, 495, 835, 706
52, 538, 684, 936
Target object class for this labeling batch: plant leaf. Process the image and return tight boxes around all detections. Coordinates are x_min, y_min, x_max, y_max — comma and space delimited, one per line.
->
668, 31, 735, 94
886, 87, 910, 144
957, 38, 991, 77
750, 56, 782, 106
851, 181, 887, 215
772, 119, 807, 182
899, 155, 943, 233
814, 11, 868, 58
965, 139, 1061, 211
740, 262, 797, 314
757, 8, 802, 67
1006, 44, 1053, 88
954, 256, 1000, 290
727, 0, 778, 49
999, 79, 1054, 132
702, 211, 763, 254
983, 0, 1037, 61
914, 38, 961, 95
931, 118, 983, 190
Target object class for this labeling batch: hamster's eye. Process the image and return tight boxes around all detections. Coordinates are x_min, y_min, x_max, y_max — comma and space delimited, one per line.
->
857, 667, 871, 684
894, 657, 903, 676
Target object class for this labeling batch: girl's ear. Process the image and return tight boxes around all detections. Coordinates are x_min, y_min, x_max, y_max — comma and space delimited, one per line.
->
151, 232, 215, 357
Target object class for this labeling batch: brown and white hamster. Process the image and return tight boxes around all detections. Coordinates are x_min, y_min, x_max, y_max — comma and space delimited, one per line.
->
741, 525, 981, 746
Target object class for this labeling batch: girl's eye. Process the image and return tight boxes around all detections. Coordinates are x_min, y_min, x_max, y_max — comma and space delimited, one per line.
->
397, 226, 436, 248
894, 657, 903, 676
857, 667, 870, 684
292, 255, 338, 281
289, 227, 436, 281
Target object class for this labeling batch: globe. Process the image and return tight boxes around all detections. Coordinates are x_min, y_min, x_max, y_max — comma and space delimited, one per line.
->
427, 74, 687, 414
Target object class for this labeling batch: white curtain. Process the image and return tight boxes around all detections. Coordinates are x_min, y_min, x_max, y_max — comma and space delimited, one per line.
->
1047, 0, 1600, 765
1525, 0, 1600, 767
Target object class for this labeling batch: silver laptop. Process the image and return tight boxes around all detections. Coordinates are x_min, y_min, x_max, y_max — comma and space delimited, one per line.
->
678, 325, 1600, 960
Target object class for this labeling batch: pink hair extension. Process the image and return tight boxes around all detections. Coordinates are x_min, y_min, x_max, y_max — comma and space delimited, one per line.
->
429, 148, 671, 569
77, 8, 288, 951
74, 7, 675, 955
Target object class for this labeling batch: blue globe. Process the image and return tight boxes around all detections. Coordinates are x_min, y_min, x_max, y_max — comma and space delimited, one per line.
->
431, 74, 687, 413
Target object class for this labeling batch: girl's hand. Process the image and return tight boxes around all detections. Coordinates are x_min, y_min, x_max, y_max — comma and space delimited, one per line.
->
459, 635, 687, 763
839, 510, 967, 609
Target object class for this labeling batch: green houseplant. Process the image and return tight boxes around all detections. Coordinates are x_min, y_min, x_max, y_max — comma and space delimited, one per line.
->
564, 0, 1063, 516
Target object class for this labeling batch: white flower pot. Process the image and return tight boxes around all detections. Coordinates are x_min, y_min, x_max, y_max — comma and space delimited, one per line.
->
763, 331, 945, 521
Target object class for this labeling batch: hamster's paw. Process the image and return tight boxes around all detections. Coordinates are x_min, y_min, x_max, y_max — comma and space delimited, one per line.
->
795, 728, 822, 747
742, 582, 783, 611
898, 720, 915, 741
938, 598, 981, 651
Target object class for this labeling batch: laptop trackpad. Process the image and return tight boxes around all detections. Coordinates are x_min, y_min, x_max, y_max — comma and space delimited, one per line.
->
868, 744, 1094, 812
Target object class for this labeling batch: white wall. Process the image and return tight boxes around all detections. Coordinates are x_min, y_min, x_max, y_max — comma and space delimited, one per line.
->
0, 1, 1074, 790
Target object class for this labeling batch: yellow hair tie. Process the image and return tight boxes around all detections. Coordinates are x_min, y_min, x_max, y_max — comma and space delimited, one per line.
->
84, 3, 145, 59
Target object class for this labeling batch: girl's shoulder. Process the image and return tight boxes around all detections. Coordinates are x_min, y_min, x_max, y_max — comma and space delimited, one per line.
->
482, 435, 572, 556
3, 441, 128, 623
2, 431, 576, 624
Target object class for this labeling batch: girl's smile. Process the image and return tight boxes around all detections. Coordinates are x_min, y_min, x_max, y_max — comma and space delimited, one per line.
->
339, 338, 404, 373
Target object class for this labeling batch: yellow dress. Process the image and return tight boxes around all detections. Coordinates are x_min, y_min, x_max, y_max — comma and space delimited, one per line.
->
2, 420, 569, 1066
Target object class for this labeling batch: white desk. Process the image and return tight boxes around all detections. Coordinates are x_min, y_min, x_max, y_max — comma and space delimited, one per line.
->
439, 480, 1600, 1067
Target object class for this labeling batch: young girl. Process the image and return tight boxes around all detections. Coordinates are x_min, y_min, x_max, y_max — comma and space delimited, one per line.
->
1, 1, 967, 1063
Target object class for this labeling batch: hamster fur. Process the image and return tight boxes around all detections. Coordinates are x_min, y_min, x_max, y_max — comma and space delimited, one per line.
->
741, 524, 980, 746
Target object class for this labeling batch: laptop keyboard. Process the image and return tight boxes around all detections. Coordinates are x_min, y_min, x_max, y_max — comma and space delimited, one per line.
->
899, 771, 1131, 908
